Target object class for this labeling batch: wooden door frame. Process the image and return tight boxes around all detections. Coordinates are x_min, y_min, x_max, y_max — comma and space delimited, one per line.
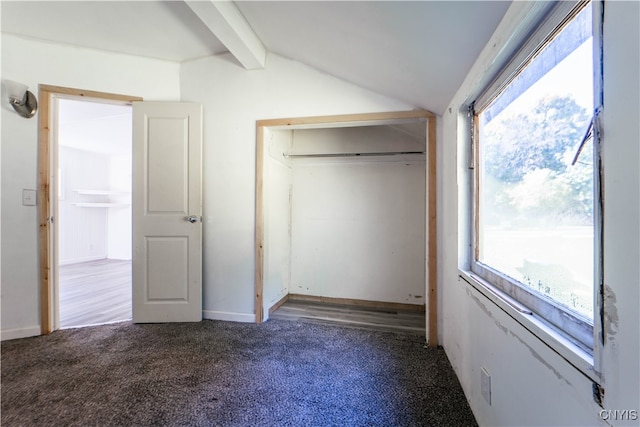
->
38, 85, 142, 334
254, 110, 439, 346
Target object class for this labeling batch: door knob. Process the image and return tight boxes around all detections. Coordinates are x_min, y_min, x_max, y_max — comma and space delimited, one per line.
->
186, 215, 199, 223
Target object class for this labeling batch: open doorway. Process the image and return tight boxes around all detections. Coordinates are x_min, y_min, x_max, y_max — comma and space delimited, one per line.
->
255, 110, 438, 344
55, 99, 133, 328
38, 86, 143, 334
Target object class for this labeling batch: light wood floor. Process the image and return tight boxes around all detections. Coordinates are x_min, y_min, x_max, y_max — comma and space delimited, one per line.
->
270, 299, 426, 334
59, 259, 132, 329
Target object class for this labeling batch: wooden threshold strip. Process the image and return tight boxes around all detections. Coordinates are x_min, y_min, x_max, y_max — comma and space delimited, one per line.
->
269, 294, 290, 316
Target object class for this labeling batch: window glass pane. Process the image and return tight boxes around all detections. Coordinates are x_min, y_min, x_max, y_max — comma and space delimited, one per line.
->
477, 6, 594, 321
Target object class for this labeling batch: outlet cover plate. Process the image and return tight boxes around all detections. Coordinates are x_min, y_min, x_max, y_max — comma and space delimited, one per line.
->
481, 367, 491, 405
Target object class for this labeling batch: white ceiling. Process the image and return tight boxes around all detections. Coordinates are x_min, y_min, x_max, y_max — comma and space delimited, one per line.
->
1, 1, 511, 115
236, 1, 511, 114
1, 1, 228, 61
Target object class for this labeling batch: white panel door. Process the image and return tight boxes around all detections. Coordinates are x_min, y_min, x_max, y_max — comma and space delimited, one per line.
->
132, 102, 202, 322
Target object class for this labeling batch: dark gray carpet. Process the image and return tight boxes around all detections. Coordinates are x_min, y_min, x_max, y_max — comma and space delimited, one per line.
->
2, 319, 477, 426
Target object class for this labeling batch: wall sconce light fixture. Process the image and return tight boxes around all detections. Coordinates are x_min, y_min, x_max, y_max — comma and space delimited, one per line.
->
3, 80, 38, 118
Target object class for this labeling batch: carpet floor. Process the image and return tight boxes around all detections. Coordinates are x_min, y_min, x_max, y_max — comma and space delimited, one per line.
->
2, 319, 477, 426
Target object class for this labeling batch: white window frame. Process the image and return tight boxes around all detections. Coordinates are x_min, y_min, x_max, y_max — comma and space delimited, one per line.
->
467, 0, 603, 367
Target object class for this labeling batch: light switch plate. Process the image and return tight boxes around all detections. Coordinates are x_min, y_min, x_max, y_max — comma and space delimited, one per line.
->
22, 189, 37, 206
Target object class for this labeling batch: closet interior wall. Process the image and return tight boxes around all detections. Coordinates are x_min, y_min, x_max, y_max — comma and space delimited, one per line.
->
263, 123, 427, 316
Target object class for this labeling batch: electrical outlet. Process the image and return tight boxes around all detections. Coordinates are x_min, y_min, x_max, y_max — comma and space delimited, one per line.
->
481, 367, 491, 405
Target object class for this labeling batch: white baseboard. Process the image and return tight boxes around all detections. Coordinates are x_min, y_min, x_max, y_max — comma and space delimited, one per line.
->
202, 310, 256, 323
1, 325, 41, 341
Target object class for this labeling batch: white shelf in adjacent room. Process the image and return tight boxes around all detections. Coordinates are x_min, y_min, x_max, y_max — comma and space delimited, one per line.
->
73, 202, 130, 208
74, 190, 131, 195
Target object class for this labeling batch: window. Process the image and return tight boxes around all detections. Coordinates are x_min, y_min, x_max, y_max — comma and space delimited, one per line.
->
472, 1, 599, 351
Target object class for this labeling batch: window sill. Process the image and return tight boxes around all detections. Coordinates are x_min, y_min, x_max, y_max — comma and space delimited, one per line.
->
458, 269, 600, 383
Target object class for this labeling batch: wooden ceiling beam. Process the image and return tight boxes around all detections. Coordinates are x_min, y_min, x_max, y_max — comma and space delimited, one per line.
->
185, 0, 266, 70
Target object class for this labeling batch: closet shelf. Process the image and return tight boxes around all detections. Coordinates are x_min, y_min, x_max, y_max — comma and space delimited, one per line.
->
74, 190, 130, 195
283, 151, 425, 159
73, 202, 130, 208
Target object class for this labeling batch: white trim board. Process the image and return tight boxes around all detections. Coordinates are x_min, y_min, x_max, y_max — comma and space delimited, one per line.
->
1, 325, 41, 341
202, 310, 256, 323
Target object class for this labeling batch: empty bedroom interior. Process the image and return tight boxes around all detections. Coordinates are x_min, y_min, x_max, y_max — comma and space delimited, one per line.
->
1, 1, 638, 426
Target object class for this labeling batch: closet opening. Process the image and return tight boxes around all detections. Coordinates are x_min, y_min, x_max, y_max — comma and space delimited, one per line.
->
255, 111, 437, 345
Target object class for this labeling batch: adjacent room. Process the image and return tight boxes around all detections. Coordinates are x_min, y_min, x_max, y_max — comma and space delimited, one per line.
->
57, 99, 133, 328
1, 1, 637, 426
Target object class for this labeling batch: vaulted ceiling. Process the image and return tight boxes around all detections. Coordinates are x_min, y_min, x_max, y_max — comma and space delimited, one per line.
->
1, 1, 511, 114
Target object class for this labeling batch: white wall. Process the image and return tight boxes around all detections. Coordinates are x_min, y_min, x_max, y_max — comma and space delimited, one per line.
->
58, 147, 110, 264
107, 154, 132, 260
59, 150, 131, 264
290, 158, 425, 304
180, 52, 414, 321
58, 100, 132, 261
1, 34, 180, 340
289, 126, 426, 305
263, 129, 293, 313
598, 1, 640, 418
441, 2, 639, 426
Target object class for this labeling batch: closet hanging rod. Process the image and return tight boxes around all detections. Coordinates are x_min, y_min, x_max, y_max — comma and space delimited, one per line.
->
283, 151, 425, 159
